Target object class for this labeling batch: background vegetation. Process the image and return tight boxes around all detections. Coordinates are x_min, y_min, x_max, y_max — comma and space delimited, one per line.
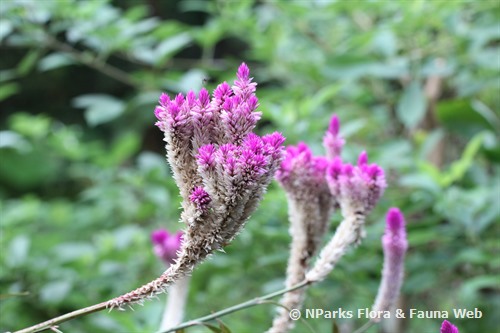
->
1, 1, 498, 332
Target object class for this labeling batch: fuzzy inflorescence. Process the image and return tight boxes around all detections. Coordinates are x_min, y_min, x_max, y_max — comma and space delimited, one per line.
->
306, 145, 387, 284
269, 140, 335, 333
270, 114, 389, 332
107, 63, 285, 309
371, 207, 408, 321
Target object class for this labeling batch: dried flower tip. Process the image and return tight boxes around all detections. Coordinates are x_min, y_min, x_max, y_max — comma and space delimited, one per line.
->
441, 320, 459, 333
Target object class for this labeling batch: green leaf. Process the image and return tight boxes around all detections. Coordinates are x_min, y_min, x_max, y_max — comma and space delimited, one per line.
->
0, 82, 19, 102
6, 235, 30, 267
40, 280, 72, 304
436, 99, 492, 137
98, 132, 140, 166
397, 80, 427, 129
217, 319, 232, 333
17, 50, 41, 76
441, 132, 485, 186
155, 32, 192, 62
73, 94, 125, 126
10, 113, 51, 138
202, 323, 222, 333
38, 53, 75, 71
0, 131, 31, 152
0, 20, 13, 41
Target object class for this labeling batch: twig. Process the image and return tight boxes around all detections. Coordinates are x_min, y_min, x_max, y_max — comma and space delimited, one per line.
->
352, 320, 376, 333
44, 34, 141, 89
13, 302, 108, 333
160, 280, 311, 333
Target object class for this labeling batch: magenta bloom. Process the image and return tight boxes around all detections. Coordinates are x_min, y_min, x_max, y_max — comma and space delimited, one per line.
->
440, 320, 459, 333
189, 186, 211, 211
151, 229, 183, 266
154, 63, 285, 210
276, 142, 329, 190
326, 151, 386, 213
371, 207, 408, 320
323, 115, 345, 159
384, 208, 408, 255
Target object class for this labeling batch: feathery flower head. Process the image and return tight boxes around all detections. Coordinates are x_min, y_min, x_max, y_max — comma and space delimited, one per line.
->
326, 151, 386, 213
109, 63, 284, 309
441, 320, 459, 333
323, 115, 345, 159
153, 62, 284, 269
371, 207, 408, 320
384, 207, 408, 254
189, 187, 211, 211
151, 229, 183, 266
276, 143, 328, 190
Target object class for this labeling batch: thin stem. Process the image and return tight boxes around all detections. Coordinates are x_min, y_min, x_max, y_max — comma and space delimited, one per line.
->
44, 35, 141, 89
13, 302, 108, 333
352, 320, 376, 333
160, 280, 311, 333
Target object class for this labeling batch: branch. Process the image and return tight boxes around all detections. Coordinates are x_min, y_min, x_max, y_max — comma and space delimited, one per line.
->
160, 280, 311, 333
13, 302, 108, 333
44, 34, 141, 89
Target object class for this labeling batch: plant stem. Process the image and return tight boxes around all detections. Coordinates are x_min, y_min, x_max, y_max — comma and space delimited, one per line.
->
352, 320, 376, 333
45, 35, 141, 89
12, 302, 108, 333
159, 279, 311, 333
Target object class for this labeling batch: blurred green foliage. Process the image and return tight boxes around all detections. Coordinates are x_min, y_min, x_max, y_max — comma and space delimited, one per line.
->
1, 1, 498, 332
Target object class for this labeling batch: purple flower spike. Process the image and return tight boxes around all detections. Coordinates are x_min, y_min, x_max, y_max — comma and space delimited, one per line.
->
190, 187, 211, 211
371, 207, 408, 320
358, 151, 368, 166
151, 229, 183, 266
323, 115, 345, 159
326, 151, 386, 213
277, 142, 332, 196
383, 208, 408, 258
197, 144, 216, 169
237, 62, 250, 80
441, 320, 459, 333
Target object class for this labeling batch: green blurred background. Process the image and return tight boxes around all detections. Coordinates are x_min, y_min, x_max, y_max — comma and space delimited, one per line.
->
0, 1, 498, 332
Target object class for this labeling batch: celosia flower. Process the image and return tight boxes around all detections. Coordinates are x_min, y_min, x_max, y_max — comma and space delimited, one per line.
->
440, 320, 459, 333
108, 63, 285, 309
270, 119, 340, 332
151, 229, 183, 266
323, 115, 345, 159
306, 151, 386, 283
189, 187, 211, 211
371, 208, 408, 321
326, 151, 386, 215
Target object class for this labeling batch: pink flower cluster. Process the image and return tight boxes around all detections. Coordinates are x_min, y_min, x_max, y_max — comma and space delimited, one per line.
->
276, 115, 386, 215
109, 63, 284, 309
154, 63, 285, 216
151, 229, 183, 266
276, 142, 329, 191
327, 151, 386, 214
